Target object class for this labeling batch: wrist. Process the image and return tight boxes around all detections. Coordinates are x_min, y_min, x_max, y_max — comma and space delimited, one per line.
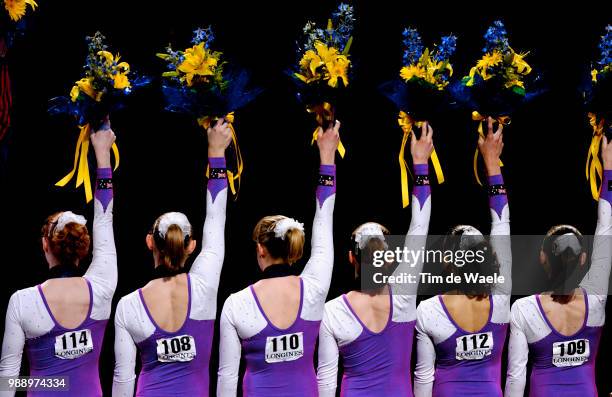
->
484, 158, 501, 176
95, 152, 111, 168
208, 148, 225, 158
413, 158, 428, 165
320, 152, 335, 165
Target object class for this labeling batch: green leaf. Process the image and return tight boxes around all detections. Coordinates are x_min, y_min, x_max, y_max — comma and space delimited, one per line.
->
156, 53, 171, 60
342, 36, 353, 55
162, 71, 179, 77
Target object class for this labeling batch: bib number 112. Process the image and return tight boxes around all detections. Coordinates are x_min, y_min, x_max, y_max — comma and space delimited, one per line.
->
455, 331, 493, 360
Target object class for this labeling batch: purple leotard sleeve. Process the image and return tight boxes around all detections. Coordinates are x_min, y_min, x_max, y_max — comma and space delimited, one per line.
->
95, 167, 113, 213
208, 157, 228, 203
316, 165, 336, 207
413, 164, 431, 210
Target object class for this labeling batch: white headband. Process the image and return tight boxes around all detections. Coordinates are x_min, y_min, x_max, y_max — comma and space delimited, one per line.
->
55, 211, 87, 233
157, 212, 192, 239
552, 233, 582, 256
456, 226, 485, 250
274, 218, 304, 239
354, 223, 387, 250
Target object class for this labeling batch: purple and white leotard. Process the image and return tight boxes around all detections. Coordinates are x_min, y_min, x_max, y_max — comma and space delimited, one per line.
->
112, 157, 228, 397
317, 163, 431, 397
414, 174, 512, 397
504, 171, 612, 397
216, 165, 336, 397
0, 168, 117, 397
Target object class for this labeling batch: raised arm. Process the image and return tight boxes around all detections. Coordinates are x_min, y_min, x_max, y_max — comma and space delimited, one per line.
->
413, 306, 436, 397
504, 303, 529, 397
396, 122, 433, 297
112, 300, 137, 397
84, 123, 118, 299
0, 293, 26, 397
300, 122, 340, 294
580, 137, 612, 296
479, 118, 511, 295
190, 119, 231, 289
316, 309, 340, 397
217, 297, 242, 397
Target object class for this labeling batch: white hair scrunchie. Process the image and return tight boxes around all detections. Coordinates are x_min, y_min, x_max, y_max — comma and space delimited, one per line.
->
157, 212, 192, 239
55, 211, 87, 233
274, 218, 304, 240
552, 233, 582, 256
354, 223, 387, 250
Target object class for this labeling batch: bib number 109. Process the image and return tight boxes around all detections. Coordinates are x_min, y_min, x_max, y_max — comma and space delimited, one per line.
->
54, 329, 93, 359
552, 339, 590, 367
455, 331, 493, 360
265, 332, 304, 363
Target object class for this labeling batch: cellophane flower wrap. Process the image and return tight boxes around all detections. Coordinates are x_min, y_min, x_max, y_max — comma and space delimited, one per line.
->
585, 25, 612, 200
381, 28, 457, 207
49, 32, 149, 203
157, 26, 260, 197
291, 3, 354, 158
454, 20, 537, 185
1, 0, 38, 141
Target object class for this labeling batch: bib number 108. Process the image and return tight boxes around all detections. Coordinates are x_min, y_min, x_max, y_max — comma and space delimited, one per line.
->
156, 335, 196, 362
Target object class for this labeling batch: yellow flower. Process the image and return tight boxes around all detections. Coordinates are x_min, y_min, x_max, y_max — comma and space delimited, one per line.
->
113, 73, 130, 90
326, 55, 349, 88
314, 41, 339, 63
75, 77, 98, 101
98, 51, 116, 66
477, 51, 503, 70
511, 51, 531, 75
400, 65, 426, 81
299, 49, 324, 78
4, 0, 37, 22
504, 79, 524, 89
70, 85, 80, 102
177, 42, 218, 87
592, 69, 598, 83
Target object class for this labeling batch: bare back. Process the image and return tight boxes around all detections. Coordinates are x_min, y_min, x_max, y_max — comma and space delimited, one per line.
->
40, 277, 90, 329
442, 294, 491, 333
345, 289, 391, 333
538, 290, 586, 336
140, 273, 189, 333
252, 276, 301, 329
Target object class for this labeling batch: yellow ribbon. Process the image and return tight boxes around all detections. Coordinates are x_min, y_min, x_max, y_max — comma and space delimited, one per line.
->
586, 113, 605, 201
472, 111, 508, 186
56, 124, 120, 203
199, 112, 243, 197
308, 102, 346, 158
397, 111, 445, 208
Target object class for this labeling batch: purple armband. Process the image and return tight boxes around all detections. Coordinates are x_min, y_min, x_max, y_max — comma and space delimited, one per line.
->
316, 164, 336, 207
601, 170, 612, 204
208, 157, 227, 202
95, 168, 113, 212
413, 164, 431, 210
488, 174, 508, 218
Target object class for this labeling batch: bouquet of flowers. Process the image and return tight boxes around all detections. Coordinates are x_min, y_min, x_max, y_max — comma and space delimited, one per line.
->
49, 32, 148, 203
585, 25, 612, 200
1, 0, 38, 141
157, 26, 260, 197
381, 27, 456, 207
291, 2, 354, 158
454, 20, 536, 185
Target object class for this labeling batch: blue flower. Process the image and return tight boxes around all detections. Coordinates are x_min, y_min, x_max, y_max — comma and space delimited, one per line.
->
483, 20, 509, 53
402, 27, 423, 65
434, 34, 457, 62
598, 25, 612, 66
192, 26, 215, 47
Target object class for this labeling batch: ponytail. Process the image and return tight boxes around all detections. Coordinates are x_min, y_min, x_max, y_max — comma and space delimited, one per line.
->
253, 215, 305, 264
152, 212, 193, 272
542, 225, 585, 304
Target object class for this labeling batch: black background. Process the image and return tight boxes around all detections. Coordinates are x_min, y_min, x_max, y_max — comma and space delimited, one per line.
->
0, 0, 610, 395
